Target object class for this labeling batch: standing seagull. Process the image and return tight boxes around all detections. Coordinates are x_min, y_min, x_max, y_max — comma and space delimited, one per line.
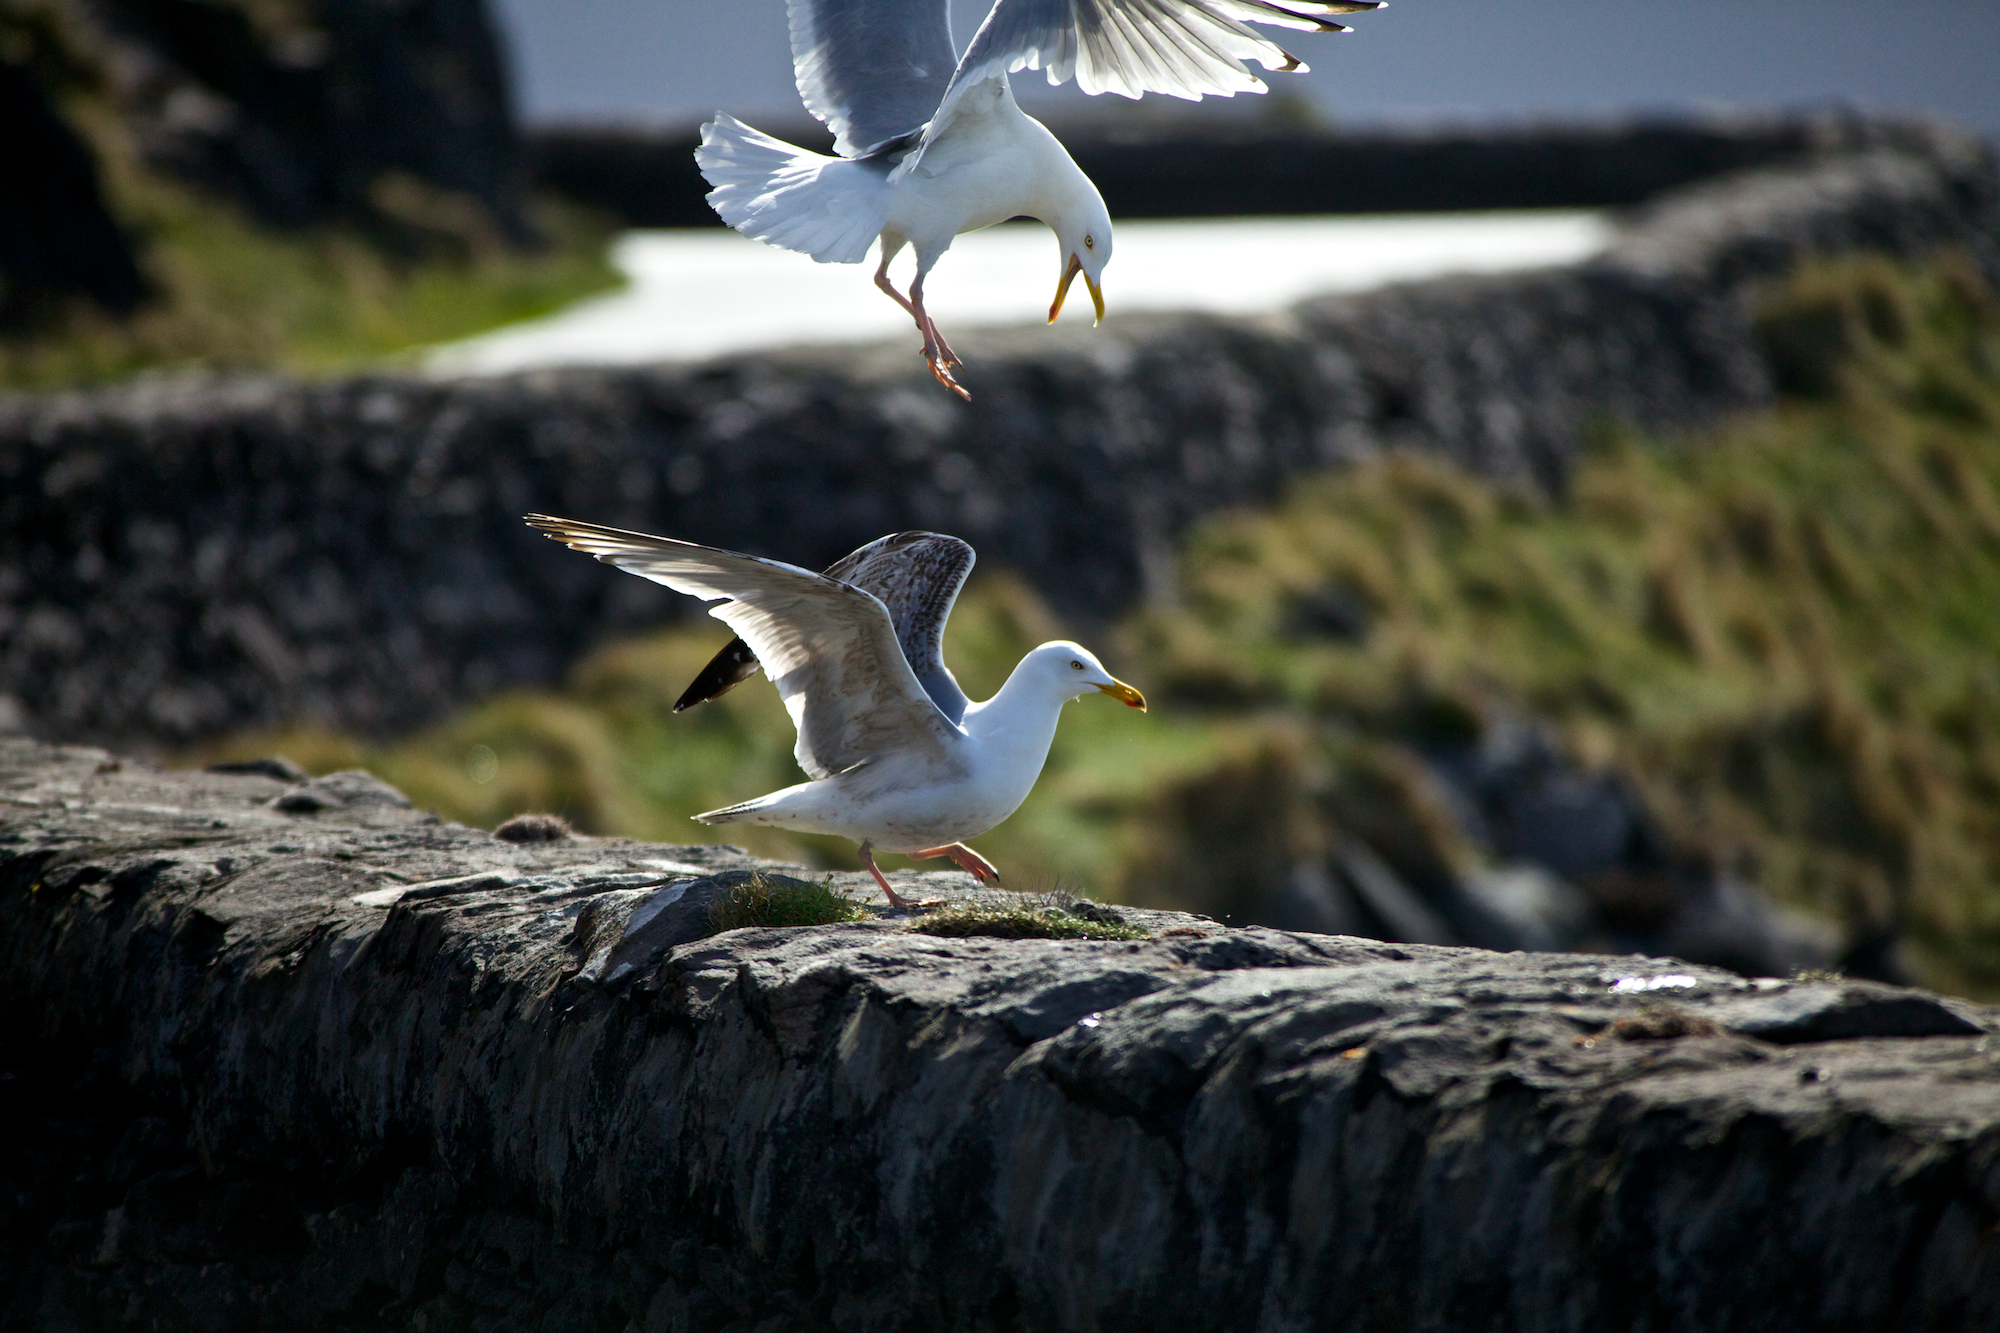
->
527, 515, 1147, 908
697, 0, 1384, 398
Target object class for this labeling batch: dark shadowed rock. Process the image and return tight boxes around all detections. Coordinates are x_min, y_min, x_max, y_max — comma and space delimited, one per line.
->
2, 737, 1995, 1331
205, 753, 308, 782
0, 61, 148, 324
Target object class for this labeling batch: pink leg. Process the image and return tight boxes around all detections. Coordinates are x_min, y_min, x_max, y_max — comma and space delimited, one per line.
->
915, 275, 960, 369
876, 251, 956, 368
909, 271, 969, 400
858, 842, 944, 910
874, 253, 917, 318
913, 842, 1000, 883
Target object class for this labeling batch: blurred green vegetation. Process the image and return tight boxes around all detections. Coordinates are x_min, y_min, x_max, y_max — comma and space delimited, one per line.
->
1119, 251, 2000, 996
191, 253, 2000, 998
1, 103, 621, 390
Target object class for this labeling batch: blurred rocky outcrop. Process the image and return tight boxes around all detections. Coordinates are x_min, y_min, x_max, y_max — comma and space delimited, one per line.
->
0, 0, 532, 319
2, 121, 1993, 747
1238, 715, 1858, 983
86, 0, 531, 239
2, 737, 1994, 1331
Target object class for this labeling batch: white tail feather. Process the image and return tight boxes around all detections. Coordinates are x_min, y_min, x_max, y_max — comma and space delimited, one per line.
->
696, 114, 889, 265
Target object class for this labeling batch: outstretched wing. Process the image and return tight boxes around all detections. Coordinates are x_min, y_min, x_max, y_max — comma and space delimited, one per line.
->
823, 532, 975, 723
527, 516, 960, 781
677, 532, 976, 724
789, 0, 960, 157
924, 0, 1380, 150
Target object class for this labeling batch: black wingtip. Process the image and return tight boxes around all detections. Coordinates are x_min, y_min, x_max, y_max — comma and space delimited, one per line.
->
674, 637, 764, 713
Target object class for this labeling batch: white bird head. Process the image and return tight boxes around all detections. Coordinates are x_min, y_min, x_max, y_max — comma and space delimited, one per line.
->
1023, 641, 1146, 710
1048, 189, 1113, 327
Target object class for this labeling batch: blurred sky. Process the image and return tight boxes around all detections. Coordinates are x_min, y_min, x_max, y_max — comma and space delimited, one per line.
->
491, 0, 2000, 136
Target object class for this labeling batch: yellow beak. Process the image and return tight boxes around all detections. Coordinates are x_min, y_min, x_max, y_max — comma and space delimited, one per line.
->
1095, 678, 1147, 711
1049, 254, 1105, 326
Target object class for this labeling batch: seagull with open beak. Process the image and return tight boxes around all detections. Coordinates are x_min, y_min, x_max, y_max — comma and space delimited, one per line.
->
1049, 216, 1109, 327
695, 0, 1383, 399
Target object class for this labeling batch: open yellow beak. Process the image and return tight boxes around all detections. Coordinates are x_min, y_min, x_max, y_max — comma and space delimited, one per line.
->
1049, 254, 1106, 326
1095, 678, 1147, 711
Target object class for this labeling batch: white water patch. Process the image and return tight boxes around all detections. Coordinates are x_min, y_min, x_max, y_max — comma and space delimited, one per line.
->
428, 210, 1612, 375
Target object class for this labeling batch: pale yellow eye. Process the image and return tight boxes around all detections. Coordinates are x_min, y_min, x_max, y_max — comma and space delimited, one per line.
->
1071, 660, 1084, 670
1084, 235, 1095, 250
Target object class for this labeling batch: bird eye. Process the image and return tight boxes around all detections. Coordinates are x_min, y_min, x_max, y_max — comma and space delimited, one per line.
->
1084, 235, 1095, 250
1071, 660, 1084, 670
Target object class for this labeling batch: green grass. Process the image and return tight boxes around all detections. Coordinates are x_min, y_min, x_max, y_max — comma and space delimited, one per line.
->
904, 898, 1152, 941
1, 106, 622, 390
1119, 252, 2000, 995
188, 253, 2000, 998
709, 873, 871, 931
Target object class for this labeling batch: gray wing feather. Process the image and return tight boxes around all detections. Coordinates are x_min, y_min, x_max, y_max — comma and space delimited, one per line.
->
526, 516, 959, 782
823, 532, 975, 725
789, 0, 960, 157
924, 0, 1379, 148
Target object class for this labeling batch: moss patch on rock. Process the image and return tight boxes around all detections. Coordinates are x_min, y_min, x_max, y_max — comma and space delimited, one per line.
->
709, 874, 870, 931
905, 896, 1151, 941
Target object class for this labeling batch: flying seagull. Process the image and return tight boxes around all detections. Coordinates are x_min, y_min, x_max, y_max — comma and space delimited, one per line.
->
526, 515, 1147, 907
697, 0, 1384, 399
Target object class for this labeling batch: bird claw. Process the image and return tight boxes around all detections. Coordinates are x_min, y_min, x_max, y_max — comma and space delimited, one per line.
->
923, 348, 971, 401
915, 842, 1000, 882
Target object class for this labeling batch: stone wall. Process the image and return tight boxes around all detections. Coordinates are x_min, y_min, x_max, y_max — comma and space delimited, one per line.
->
1, 120, 1995, 746
2, 738, 1994, 1331
528, 108, 1952, 228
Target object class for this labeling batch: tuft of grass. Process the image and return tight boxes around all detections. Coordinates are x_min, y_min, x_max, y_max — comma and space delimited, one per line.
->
904, 896, 1151, 941
709, 873, 870, 931
1608, 1006, 1726, 1042
1575, 1005, 1726, 1047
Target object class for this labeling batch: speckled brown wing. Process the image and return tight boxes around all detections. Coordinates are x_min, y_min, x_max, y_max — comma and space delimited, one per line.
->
823, 532, 974, 722
676, 532, 975, 723
526, 516, 959, 782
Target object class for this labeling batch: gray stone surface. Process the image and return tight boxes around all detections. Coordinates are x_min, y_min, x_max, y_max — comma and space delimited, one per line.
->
4, 738, 1996, 1331
1, 122, 1995, 747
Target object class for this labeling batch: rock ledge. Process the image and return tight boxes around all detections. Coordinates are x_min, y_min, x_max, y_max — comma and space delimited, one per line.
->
2, 738, 1996, 1331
